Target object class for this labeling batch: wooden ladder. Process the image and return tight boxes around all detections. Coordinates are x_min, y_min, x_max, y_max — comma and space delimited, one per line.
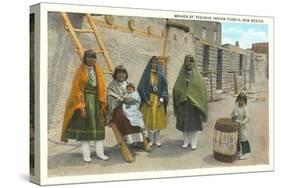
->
60, 12, 114, 73
60, 12, 135, 162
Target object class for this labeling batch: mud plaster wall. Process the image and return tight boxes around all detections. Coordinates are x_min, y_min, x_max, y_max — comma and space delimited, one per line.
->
254, 53, 268, 83
48, 13, 194, 128
47, 12, 262, 129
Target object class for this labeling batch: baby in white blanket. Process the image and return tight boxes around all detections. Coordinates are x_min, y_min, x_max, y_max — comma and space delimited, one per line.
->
122, 83, 145, 129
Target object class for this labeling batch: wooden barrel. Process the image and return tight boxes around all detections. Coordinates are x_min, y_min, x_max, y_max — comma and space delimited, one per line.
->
213, 118, 238, 162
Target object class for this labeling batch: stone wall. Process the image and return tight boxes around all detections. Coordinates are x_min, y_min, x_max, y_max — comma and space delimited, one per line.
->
221, 50, 245, 92
195, 41, 250, 98
194, 42, 218, 101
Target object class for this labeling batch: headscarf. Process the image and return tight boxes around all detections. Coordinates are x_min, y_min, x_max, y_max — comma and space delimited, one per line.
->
173, 56, 208, 122
137, 56, 168, 112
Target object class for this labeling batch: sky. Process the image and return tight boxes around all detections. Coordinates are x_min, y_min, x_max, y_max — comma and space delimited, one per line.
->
222, 23, 268, 49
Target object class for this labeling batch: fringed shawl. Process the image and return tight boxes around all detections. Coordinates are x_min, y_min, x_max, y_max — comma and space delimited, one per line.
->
61, 63, 106, 142
173, 63, 208, 122
137, 59, 168, 112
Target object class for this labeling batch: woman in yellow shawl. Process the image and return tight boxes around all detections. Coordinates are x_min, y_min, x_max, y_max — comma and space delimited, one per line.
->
137, 56, 168, 147
61, 49, 108, 162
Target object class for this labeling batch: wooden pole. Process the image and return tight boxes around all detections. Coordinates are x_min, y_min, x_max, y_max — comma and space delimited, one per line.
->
109, 122, 135, 162
86, 14, 114, 73
60, 12, 84, 60
161, 23, 170, 78
141, 130, 151, 152
61, 12, 136, 162
73, 28, 95, 33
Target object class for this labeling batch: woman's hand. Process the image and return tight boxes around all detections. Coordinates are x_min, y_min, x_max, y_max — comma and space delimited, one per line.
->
80, 108, 87, 118
237, 123, 242, 129
158, 97, 164, 107
231, 112, 238, 120
117, 96, 124, 102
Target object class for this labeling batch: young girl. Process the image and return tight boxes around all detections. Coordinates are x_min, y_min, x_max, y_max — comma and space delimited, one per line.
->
231, 92, 251, 160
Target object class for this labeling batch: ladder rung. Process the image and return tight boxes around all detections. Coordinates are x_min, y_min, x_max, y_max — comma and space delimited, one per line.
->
103, 71, 113, 74
92, 48, 104, 53
74, 28, 95, 33
62, 12, 114, 73
95, 50, 104, 53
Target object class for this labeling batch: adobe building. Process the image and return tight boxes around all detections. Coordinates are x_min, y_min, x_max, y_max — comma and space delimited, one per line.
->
252, 42, 268, 54
252, 42, 269, 79
47, 13, 258, 128
171, 20, 222, 46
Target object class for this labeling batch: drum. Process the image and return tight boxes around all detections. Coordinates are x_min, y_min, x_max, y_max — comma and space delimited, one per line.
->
213, 118, 238, 162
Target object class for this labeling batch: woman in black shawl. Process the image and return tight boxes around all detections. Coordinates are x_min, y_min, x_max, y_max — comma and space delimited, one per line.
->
137, 56, 168, 147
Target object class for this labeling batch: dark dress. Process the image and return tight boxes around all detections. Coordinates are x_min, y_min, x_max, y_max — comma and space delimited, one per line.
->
111, 106, 141, 135
176, 101, 203, 132
173, 65, 207, 133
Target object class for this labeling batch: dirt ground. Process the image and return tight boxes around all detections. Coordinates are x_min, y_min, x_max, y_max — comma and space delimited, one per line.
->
48, 81, 269, 177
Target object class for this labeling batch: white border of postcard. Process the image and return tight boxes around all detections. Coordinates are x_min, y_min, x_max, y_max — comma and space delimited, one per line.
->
30, 2, 274, 185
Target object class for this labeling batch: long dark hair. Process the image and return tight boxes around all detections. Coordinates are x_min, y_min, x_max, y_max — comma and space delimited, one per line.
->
112, 65, 128, 80
150, 56, 159, 64
236, 92, 247, 105
137, 56, 168, 111
184, 55, 195, 63
83, 49, 97, 65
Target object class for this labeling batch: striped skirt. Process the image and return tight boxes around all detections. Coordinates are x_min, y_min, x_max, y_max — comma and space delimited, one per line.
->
65, 91, 105, 141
